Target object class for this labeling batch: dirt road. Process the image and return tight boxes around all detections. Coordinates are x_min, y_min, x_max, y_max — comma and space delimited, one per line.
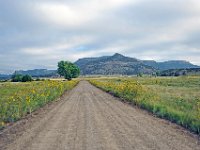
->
1, 81, 199, 150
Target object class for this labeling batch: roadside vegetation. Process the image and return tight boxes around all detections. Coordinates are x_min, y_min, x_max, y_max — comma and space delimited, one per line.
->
0, 80, 79, 129
89, 76, 200, 134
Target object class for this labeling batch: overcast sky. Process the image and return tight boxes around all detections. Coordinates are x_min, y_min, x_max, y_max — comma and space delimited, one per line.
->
0, 0, 200, 73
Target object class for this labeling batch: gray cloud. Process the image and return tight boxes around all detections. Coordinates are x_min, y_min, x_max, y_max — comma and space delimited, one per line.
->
0, 0, 200, 73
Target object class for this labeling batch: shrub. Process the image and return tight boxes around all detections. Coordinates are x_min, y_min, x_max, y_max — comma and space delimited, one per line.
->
11, 74, 23, 82
35, 78, 41, 81
22, 75, 33, 82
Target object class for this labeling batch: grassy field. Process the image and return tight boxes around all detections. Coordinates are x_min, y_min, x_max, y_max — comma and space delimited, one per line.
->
89, 76, 200, 134
0, 80, 78, 129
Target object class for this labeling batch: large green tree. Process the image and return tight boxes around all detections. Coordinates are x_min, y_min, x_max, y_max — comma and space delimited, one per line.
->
57, 61, 80, 80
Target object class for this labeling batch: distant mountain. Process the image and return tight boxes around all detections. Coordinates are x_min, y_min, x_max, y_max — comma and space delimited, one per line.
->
75, 56, 110, 69
143, 60, 199, 70
75, 53, 200, 75
75, 53, 156, 75
14, 69, 57, 77
2, 54, 198, 78
0, 74, 11, 80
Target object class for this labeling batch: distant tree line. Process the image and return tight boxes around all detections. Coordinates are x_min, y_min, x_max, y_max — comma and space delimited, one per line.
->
158, 68, 200, 76
11, 74, 33, 82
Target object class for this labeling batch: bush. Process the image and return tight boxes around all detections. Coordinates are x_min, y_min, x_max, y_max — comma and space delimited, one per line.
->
35, 78, 41, 81
11, 74, 23, 82
0, 79, 8, 82
11, 74, 33, 82
22, 75, 33, 82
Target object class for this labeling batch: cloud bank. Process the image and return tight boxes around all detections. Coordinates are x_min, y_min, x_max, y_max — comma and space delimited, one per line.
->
0, 0, 200, 73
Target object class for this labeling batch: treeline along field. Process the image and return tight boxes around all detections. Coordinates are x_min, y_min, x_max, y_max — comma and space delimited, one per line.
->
0, 80, 78, 129
89, 76, 200, 134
